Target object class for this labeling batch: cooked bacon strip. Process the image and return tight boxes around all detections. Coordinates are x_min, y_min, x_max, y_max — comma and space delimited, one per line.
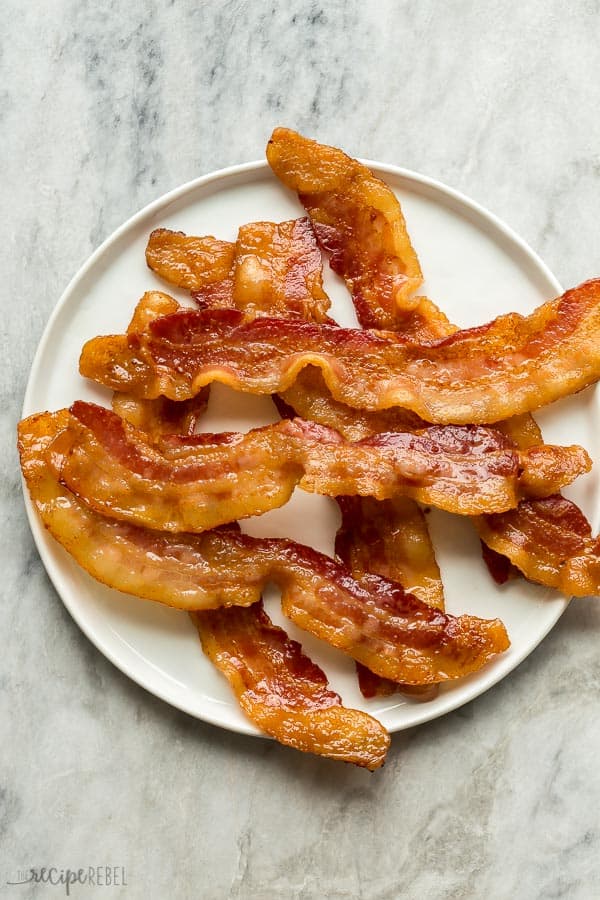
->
335, 496, 444, 700
476, 497, 600, 596
190, 602, 390, 769
80, 280, 600, 424
266, 127, 423, 329
112, 292, 209, 439
335, 497, 444, 611
230, 218, 330, 322
274, 367, 427, 441
112, 392, 209, 441
18, 410, 510, 684
45, 401, 587, 534
146, 229, 235, 291
48, 404, 302, 532
148, 219, 331, 323
476, 409, 600, 594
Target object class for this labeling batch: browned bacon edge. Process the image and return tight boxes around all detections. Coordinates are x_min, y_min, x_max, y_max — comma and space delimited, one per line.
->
46, 401, 589, 537
190, 602, 390, 769
79, 279, 600, 425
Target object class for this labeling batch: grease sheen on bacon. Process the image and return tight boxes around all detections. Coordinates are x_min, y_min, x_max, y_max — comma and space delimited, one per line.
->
335, 496, 444, 700
80, 279, 600, 424
476, 497, 600, 596
145, 229, 235, 291
227, 217, 331, 322
266, 127, 423, 330
147, 219, 332, 323
18, 410, 510, 684
111, 291, 211, 438
45, 401, 589, 533
191, 603, 390, 769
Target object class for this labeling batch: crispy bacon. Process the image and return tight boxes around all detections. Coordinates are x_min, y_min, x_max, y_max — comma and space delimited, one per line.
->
335, 496, 444, 700
274, 134, 600, 594
199, 225, 445, 697
111, 392, 209, 440
266, 127, 423, 329
18, 410, 510, 684
229, 218, 330, 322
148, 219, 331, 323
275, 367, 427, 441
42, 402, 588, 534
191, 603, 390, 769
123, 295, 386, 757
275, 374, 444, 697
146, 229, 235, 291
111, 292, 210, 439
335, 497, 444, 610
476, 497, 600, 596
267, 133, 563, 589
80, 280, 600, 424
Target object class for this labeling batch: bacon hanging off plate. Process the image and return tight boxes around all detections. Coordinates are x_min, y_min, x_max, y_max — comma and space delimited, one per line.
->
147, 219, 332, 323
266, 127, 423, 330
190, 602, 390, 769
41, 402, 588, 534
80, 279, 600, 424
18, 410, 510, 685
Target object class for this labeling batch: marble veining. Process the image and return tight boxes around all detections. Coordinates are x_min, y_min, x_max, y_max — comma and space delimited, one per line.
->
3, 1, 600, 897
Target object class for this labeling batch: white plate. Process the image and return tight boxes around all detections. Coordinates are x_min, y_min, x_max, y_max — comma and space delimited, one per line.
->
22, 160, 600, 737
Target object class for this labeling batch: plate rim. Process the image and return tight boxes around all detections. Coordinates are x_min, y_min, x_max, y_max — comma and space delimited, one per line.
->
21, 158, 569, 738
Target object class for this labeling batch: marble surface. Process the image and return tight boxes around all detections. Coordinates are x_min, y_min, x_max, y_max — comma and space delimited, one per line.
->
4, 1, 600, 897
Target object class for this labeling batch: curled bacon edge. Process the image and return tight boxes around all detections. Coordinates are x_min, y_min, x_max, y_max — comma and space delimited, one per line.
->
79, 278, 600, 426
45, 400, 589, 537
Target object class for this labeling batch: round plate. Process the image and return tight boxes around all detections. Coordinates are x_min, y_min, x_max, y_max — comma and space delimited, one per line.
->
22, 160, 600, 737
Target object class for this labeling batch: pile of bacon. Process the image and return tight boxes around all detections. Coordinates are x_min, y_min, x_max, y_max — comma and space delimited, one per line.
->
18, 128, 600, 770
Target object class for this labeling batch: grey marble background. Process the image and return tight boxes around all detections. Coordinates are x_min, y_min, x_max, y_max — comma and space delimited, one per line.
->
3, 1, 600, 898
